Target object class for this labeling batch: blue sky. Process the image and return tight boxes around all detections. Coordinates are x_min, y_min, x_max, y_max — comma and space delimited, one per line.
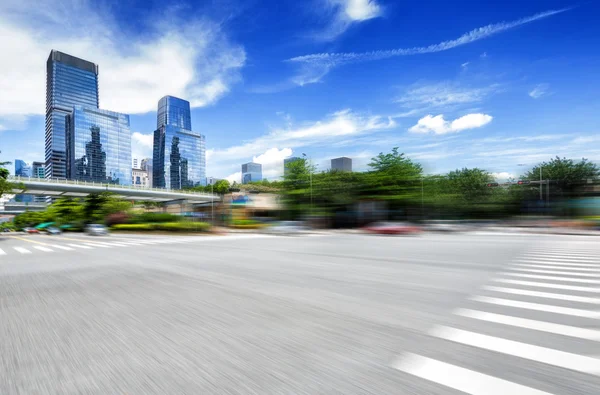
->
1, 0, 599, 182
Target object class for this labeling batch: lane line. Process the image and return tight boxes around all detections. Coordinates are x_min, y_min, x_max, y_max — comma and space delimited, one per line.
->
455, 308, 600, 341
33, 246, 53, 252
500, 272, 600, 284
430, 326, 600, 375
483, 286, 600, 304
8, 235, 50, 246
509, 268, 600, 277
67, 244, 92, 249
494, 279, 600, 293
84, 243, 110, 248
52, 245, 74, 251
470, 295, 600, 318
516, 260, 600, 268
514, 263, 600, 271
520, 256, 600, 263
393, 353, 553, 395
14, 247, 31, 254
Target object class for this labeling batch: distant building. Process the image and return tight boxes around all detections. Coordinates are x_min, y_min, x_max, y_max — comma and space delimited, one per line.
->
153, 96, 206, 190
32, 162, 45, 178
14, 160, 31, 177
242, 162, 262, 184
66, 106, 132, 185
132, 168, 150, 188
331, 157, 352, 172
206, 177, 223, 185
140, 158, 153, 188
284, 157, 302, 175
45, 50, 99, 179
133, 158, 138, 169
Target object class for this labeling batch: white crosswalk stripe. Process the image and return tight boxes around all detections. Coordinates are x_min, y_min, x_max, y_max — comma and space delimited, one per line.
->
14, 247, 31, 254
67, 244, 92, 249
33, 246, 53, 252
0, 248, 6, 255
394, 242, 600, 394
84, 243, 110, 248
52, 245, 74, 251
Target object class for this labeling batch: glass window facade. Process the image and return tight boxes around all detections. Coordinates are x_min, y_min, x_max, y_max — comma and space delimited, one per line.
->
14, 159, 31, 177
242, 162, 262, 184
45, 50, 99, 179
67, 106, 131, 185
153, 96, 205, 190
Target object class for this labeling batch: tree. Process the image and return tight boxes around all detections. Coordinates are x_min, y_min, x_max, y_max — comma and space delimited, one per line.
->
213, 179, 231, 195
364, 148, 423, 203
46, 198, 83, 225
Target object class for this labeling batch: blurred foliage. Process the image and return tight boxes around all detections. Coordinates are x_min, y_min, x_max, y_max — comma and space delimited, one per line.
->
112, 222, 210, 232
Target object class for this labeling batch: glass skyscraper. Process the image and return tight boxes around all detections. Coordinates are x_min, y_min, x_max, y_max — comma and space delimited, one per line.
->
153, 96, 206, 189
14, 160, 31, 177
242, 162, 262, 184
66, 106, 131, 185
45, 50, 99, 179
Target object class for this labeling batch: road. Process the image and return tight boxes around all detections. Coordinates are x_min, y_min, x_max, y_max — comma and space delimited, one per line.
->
0, 231, 599, 394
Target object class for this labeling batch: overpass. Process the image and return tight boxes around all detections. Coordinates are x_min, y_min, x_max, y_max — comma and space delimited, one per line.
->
7, 176, 217, 204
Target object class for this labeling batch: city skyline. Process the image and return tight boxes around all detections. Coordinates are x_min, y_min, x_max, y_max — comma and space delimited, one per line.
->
1, 1, 600, 185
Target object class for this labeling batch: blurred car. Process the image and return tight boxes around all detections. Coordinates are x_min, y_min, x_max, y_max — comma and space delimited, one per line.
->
46, 226, 62, 235
363, 221, 421, 235
86, 224, 109, 236
23, 227, 39, 234
266, 221, 308, 235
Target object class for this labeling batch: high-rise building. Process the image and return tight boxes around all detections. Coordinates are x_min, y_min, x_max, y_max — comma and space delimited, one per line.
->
14, 160, 31, 177
284, 157, 302, 176
153, 96, 206, 189
66, 106, 131, 185
140, 157, 153, 188
242, 162, 262, 184
331, 157, 352, 172
133, 158, 138, 169
32, 162, 45, 178
45, 50, 99, 179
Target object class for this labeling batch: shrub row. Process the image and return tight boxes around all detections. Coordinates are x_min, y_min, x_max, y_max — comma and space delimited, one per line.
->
112, 222, 210, 232
128, 212, 180, 224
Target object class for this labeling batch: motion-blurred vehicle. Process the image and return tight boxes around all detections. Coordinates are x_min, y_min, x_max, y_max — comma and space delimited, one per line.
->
363, 221, 421, 235
46, 226, 62, 235
266, 221, 308, 235
86, 224, 108, 236
23, 227, 39, 234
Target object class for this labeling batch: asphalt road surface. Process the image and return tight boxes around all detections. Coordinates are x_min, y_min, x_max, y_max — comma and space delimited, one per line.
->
1, 231, 599, 394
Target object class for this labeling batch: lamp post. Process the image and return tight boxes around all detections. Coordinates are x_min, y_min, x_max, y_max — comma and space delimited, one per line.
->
302, 153, 313, 213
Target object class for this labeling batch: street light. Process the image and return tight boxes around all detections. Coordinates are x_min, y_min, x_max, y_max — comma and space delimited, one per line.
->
301, 153, 313, 213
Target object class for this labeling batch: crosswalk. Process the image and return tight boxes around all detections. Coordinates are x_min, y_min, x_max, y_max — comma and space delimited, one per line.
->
394, 243, 600, 394
0, 234, 272, 257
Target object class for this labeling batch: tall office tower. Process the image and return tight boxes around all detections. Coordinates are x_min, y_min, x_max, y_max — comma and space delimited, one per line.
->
153, 96, 206, 189
45, 50, 99, 179
133, 158, 138, 169
241, 162, 262, 184
66, 106, 131, 185
31, 162, 45, 178
331, 156, 352, 172
284, 156, 302, 176
14, 159, 32, 177
140, 157, 153, 187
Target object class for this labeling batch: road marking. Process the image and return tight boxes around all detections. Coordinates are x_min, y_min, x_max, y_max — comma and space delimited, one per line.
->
520, 256, 599, 263
430, 326, 600, 375
500, 272, 600, 284
393, 353, 553, 395
33, 246, 53, 252
455, 308, 600, 341
483, 286, 600, 304
14, 247, 31, 254
8, 235, 50, 246
517, 260, 600, 267
494, 279, 600, 293
509, 267, 600, 277
471, 295, 600, 318
524, 253, 599, 259
515, 263, 600, 270
67, 244, 92, 249
0, 248, 6, 255
52, 245, 74, 251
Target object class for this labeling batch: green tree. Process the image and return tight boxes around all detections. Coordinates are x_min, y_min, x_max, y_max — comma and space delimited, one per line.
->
364, 148, 423, 203
213, 179, 231, 195
46, 198, 83, 225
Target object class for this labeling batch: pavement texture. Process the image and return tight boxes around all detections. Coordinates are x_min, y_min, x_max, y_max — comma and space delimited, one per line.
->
0, 231, 599, 394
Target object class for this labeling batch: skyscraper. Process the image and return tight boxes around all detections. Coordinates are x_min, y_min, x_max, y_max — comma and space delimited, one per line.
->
66, 106, 131, 185
45, 50, 99, 179
153, 96, 206, 189
32, 162, 45, 178
14, 160, 31, 177
242, 162, 262, 184
331, 157, 352, 172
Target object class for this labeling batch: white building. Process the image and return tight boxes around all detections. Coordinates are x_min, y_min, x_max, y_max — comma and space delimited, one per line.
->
132, 168, 150, 188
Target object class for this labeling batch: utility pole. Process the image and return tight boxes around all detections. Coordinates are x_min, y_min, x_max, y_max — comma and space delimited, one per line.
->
211, 181, 214, 225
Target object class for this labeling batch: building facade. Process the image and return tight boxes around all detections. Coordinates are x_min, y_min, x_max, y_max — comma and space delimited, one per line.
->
140, 158, 153, 188
45, 50, 99, 179
66, 106, 131, 185
133, 158, 138, 169
284, 157, 302, 176
132, 168, 150, 188
153, 96, 206, 190
32, 162, 45, 178
331, 157, 352, 172
14, 160, 31, 177
242, 162, 262, 184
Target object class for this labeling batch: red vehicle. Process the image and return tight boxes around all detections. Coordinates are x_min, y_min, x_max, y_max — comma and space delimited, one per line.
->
23, 227, 40, 234
363, 221, 421, 235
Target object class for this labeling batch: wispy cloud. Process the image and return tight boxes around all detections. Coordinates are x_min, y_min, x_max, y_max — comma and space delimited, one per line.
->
312, 0, 383, 42
288, 8, 570, 85
397, 81, 501, 109
409, 113, 493, 135
529, 83, 550, 99
0, 0, 245, 117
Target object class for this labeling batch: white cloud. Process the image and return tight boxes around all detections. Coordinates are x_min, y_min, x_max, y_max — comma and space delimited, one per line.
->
397, 82, 500, 109
461, 62, 470, 69
131, 132, 154, 162
529, 83, 550, 99
252, 147, 293, 180
225, 172, 242, 184
0, 0, 245, 117
289, 8, 569, 85
314, 0, 383, 42
491, 172, 514, 181
409, 113, 493, 135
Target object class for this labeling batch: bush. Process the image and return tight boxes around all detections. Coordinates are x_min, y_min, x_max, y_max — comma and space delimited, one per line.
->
106, 212, 131, 226
128, 213, 179, 224
111, 222, 210, 232
112, 224, 153, 231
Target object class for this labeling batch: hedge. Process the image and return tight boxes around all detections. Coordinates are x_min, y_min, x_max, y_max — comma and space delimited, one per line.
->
128, 213, 180, 224
111, 222, 210, 232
